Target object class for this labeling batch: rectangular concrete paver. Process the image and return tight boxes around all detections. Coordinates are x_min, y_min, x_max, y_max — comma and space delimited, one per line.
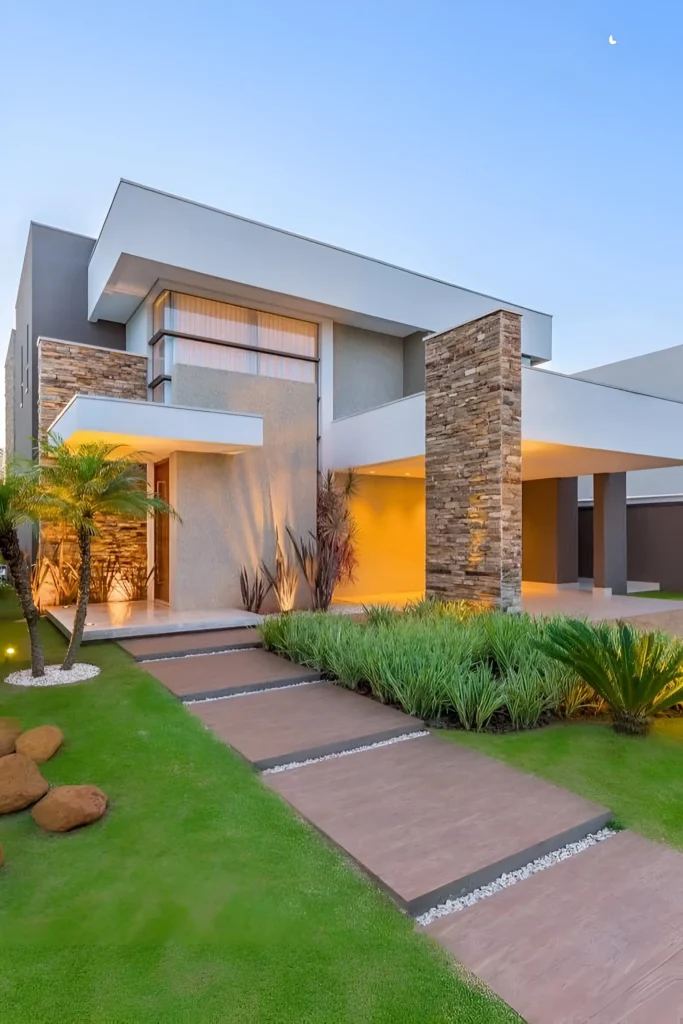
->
143, 648, 319, 701
266, 734, 610, 914
119, 628, 261, 661
425, 830, 683, 1024
189, 681, 424, 769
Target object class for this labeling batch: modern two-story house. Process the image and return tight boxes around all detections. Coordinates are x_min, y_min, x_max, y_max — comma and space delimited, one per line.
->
6, 180, 683, 633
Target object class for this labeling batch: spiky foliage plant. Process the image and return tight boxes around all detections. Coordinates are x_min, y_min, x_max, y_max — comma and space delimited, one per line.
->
239, 565, 270, 613
538, 618, 683, 735
317, 470, 358, 587
261, 530, 299, 613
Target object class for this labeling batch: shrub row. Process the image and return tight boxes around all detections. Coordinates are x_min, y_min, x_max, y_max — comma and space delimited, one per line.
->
260, 607, 600, 731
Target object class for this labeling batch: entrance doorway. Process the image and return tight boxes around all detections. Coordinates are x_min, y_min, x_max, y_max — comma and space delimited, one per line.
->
154, 460, 170, 603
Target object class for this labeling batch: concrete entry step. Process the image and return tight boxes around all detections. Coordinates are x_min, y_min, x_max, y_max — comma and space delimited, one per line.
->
189, 681, 424, 770
266, 734, 610, 916
425, 829, 683, 1024
119, 627, 262, 662
143, 648, 320, 702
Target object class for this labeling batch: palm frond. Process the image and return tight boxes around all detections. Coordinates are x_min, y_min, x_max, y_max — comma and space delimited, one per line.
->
537, 618, 683, 735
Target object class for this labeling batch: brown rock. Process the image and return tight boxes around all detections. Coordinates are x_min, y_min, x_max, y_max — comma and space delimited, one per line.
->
16, 725, 64, 764
31, 785, 108, 833
0, 717, 22, 757
0, 753, 49, 813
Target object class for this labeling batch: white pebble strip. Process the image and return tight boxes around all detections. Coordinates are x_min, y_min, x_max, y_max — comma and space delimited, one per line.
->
262, 730, 429, 774
416, 827, 617, 926
183, 679, 320, 705
5, 663, 101, 687
139, 645, 259, 663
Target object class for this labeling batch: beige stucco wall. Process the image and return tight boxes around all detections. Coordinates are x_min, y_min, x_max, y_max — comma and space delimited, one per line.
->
169, 364, 317, 611
334, 475, 425, 603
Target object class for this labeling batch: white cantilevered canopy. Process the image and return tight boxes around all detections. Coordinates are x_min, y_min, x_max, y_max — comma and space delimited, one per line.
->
48, 395, 263, 461
328, 368, 683, 479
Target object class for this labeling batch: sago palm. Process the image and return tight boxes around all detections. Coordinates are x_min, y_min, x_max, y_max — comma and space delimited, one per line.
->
40, 435, 177, 670
538, 618, 683, 735
0, 457, 45, 676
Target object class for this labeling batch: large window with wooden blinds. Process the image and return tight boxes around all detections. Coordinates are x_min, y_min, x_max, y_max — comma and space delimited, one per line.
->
149, 291, 317, 399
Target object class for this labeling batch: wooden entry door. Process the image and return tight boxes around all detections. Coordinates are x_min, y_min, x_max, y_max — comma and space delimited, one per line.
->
154, 460, 170, 603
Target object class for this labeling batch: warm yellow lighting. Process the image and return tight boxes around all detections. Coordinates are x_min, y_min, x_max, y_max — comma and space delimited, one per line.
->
5, 648, 15, 656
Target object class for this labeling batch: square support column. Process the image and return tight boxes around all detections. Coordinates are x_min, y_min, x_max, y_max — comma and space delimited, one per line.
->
425, 309, 522, 610
522, 477, 578, 584
593, 472, 627, 595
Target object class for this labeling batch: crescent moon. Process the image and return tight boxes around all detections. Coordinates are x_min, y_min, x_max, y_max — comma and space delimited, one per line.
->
608, 34, 617, 44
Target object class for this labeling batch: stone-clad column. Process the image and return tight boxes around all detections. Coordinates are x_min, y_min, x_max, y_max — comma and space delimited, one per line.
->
425, 309, 522, 610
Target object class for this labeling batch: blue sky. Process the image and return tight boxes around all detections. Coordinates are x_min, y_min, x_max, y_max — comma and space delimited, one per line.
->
1, 0, 682, 381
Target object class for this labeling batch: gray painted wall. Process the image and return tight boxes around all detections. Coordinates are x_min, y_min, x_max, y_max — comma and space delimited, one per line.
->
403, 331, 426, 396
12, 230, 33, 460
333, 323, 404, 418
581, 502, 683, 591
522, 477, 578, 584
169, 364, 317, 611
5, 330, 15, 459
575, 345, 683, 402
576, 346, 683, 502
9, 223, 126, 464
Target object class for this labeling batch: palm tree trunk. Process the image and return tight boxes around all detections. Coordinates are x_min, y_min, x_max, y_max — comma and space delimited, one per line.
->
0, 528, 45, 677
62, 526, 91, 671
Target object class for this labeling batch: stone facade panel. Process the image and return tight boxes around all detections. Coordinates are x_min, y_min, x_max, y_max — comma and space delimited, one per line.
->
37, 339, 150, 605
425, 309, 522, 610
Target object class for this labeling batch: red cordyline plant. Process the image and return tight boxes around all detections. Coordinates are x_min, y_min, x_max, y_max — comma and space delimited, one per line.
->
288, 470, 357, 611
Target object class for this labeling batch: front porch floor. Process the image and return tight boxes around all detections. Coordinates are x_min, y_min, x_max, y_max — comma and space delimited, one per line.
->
45, 600, 262, 642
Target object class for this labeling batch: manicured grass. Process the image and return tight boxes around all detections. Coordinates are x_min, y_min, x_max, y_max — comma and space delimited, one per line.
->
629, 590, 683, 601
0, 593, 514, 1023
437, 719, 683, 851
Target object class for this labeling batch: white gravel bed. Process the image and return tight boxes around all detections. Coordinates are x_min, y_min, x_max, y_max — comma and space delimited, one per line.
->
262, 730, 430, 774
6, 662, 101, 687
139, 645, 258, 663
416, 827, 617, 926
184, 679, 321, 705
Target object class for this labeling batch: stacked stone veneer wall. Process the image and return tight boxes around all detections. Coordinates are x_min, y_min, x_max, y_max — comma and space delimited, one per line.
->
425, 309, 522, 610
38, 339, 149, 604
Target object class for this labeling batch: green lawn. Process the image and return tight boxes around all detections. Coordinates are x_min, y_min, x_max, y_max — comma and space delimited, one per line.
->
629, 590, 683, 600
0, 592, 514, 1024
438, 718, 683, 851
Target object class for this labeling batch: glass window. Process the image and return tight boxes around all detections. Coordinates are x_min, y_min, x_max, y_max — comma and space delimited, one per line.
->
152, 337, 166, 380
153, 291, 170, 334
151, 381, 169, 403
174, 337, 258, 375
158, 291, 317, 358
150, 292, 318, 397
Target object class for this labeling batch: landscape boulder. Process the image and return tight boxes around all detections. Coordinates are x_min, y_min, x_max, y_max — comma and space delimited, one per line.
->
16, 725, 64, 764
0, 754, 49, 813
0, 717, 22, 757
31, 785, 108, 833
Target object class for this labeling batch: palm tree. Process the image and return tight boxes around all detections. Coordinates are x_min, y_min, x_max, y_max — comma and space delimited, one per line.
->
40, 434, 177, 670
0, 457, 45, 676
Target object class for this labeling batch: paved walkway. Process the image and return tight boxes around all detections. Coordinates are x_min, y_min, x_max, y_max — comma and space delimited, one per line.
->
132, 632, 683, 1023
